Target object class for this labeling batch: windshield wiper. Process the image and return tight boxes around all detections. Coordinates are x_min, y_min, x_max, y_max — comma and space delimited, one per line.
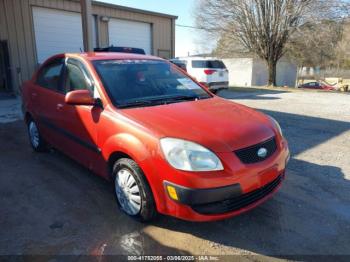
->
118, 100, 161, 109
118, 94, 210, 108
162, 94, 211, 103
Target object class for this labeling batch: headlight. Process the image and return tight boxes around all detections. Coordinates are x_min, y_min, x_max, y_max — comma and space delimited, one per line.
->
268, 116, 283, 137
160, 138, 224, 171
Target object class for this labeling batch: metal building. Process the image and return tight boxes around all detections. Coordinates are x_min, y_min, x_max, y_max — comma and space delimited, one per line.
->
0, 0, 177, 94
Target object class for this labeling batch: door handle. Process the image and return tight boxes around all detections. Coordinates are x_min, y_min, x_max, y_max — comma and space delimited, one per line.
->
31, 92, 37, 98
56, 103, 64, 110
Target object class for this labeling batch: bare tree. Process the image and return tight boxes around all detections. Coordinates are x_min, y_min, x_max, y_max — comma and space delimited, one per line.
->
286, 21, 343, 68
334, 21, 350, 70
196, 0, 350, 86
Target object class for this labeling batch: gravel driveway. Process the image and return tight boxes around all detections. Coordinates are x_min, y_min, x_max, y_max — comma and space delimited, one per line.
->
0, 88, 349, 259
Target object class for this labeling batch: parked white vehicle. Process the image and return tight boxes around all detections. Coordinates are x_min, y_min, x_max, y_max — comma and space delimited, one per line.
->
178, 57, 229, 92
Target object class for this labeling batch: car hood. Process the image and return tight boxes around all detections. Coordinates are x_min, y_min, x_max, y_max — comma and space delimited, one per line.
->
120, 97, 276, 152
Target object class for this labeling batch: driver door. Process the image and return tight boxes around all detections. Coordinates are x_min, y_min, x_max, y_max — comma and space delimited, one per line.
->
58, 58, 104, 171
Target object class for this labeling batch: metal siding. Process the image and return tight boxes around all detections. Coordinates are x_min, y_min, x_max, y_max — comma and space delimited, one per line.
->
0, 0, 8, 39
21, 0, 37, 75
100, 20, 109, 47
3, 0, 22, 93
14, 0, 29, 82
92, 15, 97, 48
56, 0, 65, 10
31, 0, 81, 12
171, 18, 175, 57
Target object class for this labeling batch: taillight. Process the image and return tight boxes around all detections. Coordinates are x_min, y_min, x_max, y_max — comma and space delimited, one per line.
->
204, 69, 216, 75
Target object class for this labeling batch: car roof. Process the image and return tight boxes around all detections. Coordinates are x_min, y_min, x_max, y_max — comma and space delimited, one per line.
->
64, 52, 164, 61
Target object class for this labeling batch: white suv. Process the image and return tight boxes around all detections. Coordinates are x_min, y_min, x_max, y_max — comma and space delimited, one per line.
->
179, 57, 229, 92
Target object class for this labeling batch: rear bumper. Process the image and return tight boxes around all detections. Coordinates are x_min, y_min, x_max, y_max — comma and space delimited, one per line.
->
200, 81, 229, 90
208, 81, 229, 90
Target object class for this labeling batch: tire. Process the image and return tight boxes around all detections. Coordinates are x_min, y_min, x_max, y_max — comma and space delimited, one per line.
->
27, 118, 47, 152
112, 158, 157, 222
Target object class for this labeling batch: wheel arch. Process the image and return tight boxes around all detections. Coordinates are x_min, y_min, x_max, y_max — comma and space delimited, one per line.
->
24, 112, 33, 123
103, 133, 162, 211
107, 151, 133, 177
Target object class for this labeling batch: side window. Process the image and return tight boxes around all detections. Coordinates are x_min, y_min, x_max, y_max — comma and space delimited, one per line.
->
36, 59, 64, 91
192, 60, 206, 68
64, 59, 93, 93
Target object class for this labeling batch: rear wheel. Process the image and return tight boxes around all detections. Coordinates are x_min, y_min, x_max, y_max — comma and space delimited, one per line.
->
27, 118, 47, 152
113, 158, 157, 222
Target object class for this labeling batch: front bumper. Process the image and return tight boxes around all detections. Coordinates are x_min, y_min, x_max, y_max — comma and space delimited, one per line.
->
152, 137, 289, 221
164, 173, 284, 216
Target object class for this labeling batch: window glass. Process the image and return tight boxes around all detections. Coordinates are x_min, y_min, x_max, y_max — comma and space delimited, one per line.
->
192, 60, 226, 69
172, 60, 187, 71
36, 58, 64, 90
65, 59, 93, 93
93, 60, 210, 107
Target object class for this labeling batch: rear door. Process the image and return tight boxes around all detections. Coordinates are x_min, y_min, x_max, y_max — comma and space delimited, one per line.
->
33, 57, 66, 145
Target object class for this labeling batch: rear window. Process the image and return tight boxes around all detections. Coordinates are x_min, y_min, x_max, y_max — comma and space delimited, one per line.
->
192, 60, 226, 69
170, 60, 187, 71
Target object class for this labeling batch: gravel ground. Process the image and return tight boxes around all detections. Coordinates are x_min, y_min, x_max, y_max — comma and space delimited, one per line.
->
0, 89, 349, 259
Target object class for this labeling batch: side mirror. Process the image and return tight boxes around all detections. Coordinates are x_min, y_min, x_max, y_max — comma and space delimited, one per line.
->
65, 90, 96, 106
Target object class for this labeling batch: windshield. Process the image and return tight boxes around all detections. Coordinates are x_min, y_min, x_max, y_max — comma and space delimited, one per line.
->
192, 60, 226, 69
93, 60, 211, 108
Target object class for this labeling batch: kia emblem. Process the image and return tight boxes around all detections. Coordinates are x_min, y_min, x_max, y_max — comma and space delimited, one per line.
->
257, 147, 268, 158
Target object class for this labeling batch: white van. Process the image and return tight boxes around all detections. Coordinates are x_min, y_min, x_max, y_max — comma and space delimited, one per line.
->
179, 57, 229, 92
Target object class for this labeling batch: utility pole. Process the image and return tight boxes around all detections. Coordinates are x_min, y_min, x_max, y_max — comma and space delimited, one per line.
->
80, 0, 94, 52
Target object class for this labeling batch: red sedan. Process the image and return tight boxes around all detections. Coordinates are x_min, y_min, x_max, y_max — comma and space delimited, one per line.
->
298, 81, 335, 91
22, 53, 289, 221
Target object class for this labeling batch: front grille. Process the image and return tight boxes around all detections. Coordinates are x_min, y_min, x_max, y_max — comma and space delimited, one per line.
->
234, 137, 277, 164
191, 174, 283, 215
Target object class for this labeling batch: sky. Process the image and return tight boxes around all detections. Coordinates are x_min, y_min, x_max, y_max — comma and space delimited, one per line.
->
99, 0, 212, 57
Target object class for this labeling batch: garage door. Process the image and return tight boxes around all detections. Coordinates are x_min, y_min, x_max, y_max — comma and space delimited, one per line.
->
108, 18, 151, 54
32, 7, 84, 63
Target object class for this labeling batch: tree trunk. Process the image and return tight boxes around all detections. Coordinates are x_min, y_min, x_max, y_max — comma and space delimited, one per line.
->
267, 60, 277, 87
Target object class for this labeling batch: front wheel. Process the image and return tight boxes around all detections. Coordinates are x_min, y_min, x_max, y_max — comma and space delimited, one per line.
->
113, 158, 157, 222
27, 118, 47, 152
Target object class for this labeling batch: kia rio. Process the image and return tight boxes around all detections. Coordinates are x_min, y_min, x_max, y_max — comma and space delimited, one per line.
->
22, 53, 290, 222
